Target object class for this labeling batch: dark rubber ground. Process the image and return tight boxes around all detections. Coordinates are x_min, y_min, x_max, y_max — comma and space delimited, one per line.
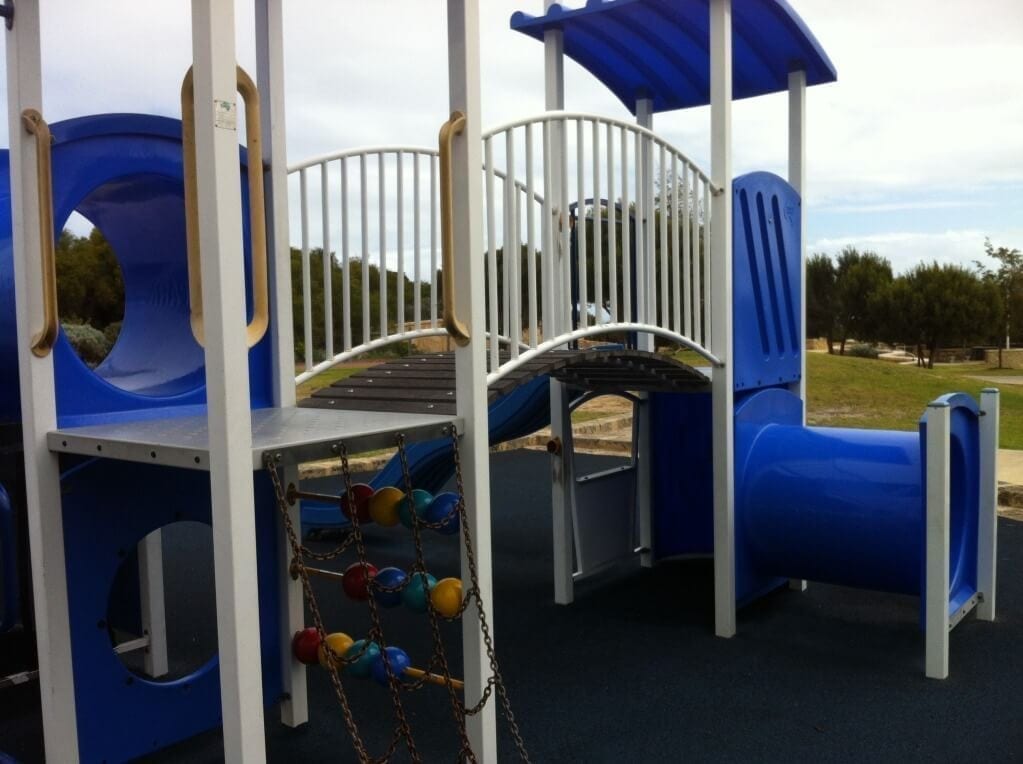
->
1, 449, 1021, 762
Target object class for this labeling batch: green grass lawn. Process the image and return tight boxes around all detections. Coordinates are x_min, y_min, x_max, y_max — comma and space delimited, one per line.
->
806, 354, 1023, 448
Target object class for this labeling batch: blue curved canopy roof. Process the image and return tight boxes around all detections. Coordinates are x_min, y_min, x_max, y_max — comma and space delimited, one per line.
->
510, 0, 837, 115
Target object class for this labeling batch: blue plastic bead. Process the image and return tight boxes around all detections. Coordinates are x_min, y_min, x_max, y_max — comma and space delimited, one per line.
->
344, 639, 381, 679
424, 492, 461, 535
370, 646, 412, 687
373, 566, 407, 608
398, 489, 434, 529
401, 572, 437, 613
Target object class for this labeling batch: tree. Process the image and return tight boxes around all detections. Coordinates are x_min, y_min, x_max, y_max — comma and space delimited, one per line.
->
56, 228, 124, 330
806, 253, 838, 352
891, 262, 1000, 368
974, 238, 1023, 355
834, 247, 892, 353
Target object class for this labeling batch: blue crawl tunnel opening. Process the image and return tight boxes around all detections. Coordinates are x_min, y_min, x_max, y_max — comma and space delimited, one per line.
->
66, 172, 204, 397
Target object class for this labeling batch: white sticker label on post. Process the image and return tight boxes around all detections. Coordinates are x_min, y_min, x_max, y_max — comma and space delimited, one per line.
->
214, 99, 237, 130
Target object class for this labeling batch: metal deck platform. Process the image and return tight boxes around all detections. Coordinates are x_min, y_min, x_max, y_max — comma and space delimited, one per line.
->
303, 349, 710, 416
47, 407, 460, 471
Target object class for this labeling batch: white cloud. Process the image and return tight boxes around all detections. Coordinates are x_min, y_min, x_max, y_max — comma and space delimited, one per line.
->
2, 0, 1020, 268
810, 228, 1023, 274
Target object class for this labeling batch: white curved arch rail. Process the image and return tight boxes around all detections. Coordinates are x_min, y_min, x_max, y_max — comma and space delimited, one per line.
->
289, 112, 719, 386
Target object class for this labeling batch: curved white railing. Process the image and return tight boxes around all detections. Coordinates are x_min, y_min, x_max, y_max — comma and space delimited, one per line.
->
289, 112, 719, 386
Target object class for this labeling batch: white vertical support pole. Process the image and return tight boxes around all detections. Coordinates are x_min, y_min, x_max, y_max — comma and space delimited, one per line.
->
255, 0, 307, 727
5, 4, 80, 760
139, 534, 168, 677
635, 98, 654, 353
710, 0, 737, 639
978, 389, 1000, 621
634, 97, 655, 569
544, 2, 565, 338
544, 0, 575, 603
448, 1, 497, 758
551, 393, 575, 604
788, 70, 807, 417
190, 1, 267, 759
925, 401, 951, 679
787, 72, 808, 594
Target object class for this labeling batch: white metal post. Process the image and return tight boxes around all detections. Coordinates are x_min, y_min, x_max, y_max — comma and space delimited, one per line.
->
190, 1, 267, 759
710, 0, 737, 639
788, 70, 806, 417
139, 533, 169, 677
5, 4, 80, 758
925, 401, 951, 679
448, 1, 497, 758
635, 98, 654, 352
551, 394, 575, 604
255, 0, 308, 727
543, 0, 576, 603
978, 389, 1000, 621
634, 97, 655, 569
787, 70, 808, 594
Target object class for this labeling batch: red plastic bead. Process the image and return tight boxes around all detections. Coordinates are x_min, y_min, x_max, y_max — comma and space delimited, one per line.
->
292, 627, 322, 665
340, 483, 375, 524
342, 561, 378, 601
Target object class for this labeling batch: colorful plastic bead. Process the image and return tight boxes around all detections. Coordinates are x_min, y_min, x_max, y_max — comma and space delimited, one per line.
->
425, 492, 460, 535
341, 561, 378, 601
318, 631, 355, 670
430, 577, 463, 619
291, 627, 322, 665
368, 486, 404, 527
398, 489, 434, 529
340, 483, 374, 524
401, 572, 437, 613
373, 566, 408, 608
344, 639, 381, 679
370, 646, 412, 687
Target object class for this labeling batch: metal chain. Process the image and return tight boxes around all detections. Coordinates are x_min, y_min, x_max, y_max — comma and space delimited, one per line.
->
265, 423, 531, 763
447, 427, 531, 762
396, 434, 478, 762
335, 442, 421, 763
264, 454, 380, 763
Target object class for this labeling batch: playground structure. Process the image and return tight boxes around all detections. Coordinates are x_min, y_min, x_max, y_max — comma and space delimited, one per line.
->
0, 1, 1003, 762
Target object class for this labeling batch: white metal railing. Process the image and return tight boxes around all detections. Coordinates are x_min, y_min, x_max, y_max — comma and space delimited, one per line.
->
289, 112, 720, 386
479, 112, 720, 383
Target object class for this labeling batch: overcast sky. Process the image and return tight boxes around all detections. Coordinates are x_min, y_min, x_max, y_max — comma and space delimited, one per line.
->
3, 0, 1021, 272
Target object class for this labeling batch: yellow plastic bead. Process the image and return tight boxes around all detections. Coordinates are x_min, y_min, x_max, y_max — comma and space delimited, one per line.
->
318, 631, 355, 670
430, 577, 463, 619
369, 487, 405, 527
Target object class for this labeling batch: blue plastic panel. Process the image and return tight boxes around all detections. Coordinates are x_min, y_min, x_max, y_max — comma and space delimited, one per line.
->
60, 459, 283, 763
511, 0, 837, 114
649, 391, 714, 560
0, 114, 272, 426
732, 172, 801, 392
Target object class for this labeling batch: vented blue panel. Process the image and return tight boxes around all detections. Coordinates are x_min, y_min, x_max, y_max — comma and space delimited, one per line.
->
732, 171, 801, 392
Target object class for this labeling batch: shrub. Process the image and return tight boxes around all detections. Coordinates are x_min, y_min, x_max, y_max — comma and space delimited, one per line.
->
847, 343, 879, 359
103, 321, 122, 346
62, 322, 112, 367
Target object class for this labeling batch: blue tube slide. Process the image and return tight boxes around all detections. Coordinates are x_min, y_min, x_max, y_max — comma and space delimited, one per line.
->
300, 373, 553, 528
734, 387, 980, 612
0, 114, 272, 428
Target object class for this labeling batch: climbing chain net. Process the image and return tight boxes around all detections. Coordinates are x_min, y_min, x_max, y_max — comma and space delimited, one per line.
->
264, 426, 530, 763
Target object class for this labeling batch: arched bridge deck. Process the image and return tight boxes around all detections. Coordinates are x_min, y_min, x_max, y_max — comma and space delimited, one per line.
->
300, 349, 710, 417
